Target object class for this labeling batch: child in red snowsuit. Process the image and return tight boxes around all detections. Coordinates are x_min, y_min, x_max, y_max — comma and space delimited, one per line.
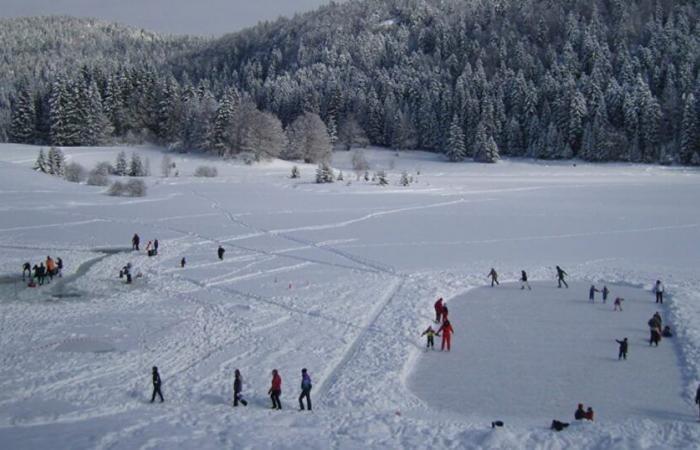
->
437, 320, 454, 351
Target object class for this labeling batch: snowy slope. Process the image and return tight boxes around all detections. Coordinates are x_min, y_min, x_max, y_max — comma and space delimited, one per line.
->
0, 144, 699, 449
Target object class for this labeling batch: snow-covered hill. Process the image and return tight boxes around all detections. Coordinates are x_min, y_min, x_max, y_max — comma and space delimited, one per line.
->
0, 144, 699, 449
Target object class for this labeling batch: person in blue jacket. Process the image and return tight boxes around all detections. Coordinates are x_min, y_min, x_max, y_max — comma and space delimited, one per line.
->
299, 368, 312, 411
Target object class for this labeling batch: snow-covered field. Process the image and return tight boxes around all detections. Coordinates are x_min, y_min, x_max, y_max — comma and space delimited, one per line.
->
0, 144, 699, 449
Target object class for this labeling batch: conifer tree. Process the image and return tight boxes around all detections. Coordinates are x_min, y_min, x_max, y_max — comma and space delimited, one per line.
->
444, 115, 466, 162
9, 87, 36, 144
34, 148, 48, 173
115, 150, 128, 176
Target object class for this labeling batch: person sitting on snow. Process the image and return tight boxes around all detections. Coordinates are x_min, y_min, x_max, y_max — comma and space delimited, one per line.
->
662, 326, 673, 338
574, 403, 586, 420
584, 407, 594, 421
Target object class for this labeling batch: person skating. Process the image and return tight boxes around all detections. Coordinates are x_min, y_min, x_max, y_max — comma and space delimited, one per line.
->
654, 280, 664, 304
488, 268, 499, 287
299, 368, 312, 411
574, 403, 586, 420
233, 369, 247, 407
437, 319, 454, 351
180, 257, 186, 268
520, 270, 531, 290
602, 285, 609, 303
151, 366, 164, 403
584, 407, 594, 421
421, 325, 436, 349
556, 266, 568, 288
56, 257, 63, 277
217, 246, 225, 261
588, 285, 599, 303
37, 263, 46, 286
695, 384, 700, 419
652, 312, 662, 330
269, 369, 282, 410
441, 304, 449, 322
613, 297, 624, 311
33, 264, 41, 285
146, 240, 153, 256
434, 297, 444, 323
615, 338, 628, 360
649, 325, 661, 347
154, 239, 159, 255
46, 256, 56, 281
22, 262, 31, 281
132, 233, 140, 251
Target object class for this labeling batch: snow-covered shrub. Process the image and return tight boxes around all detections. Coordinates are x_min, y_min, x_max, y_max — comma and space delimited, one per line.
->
93, 161, 114, 175
377, 170, 388, 186
125, 179, 147, 196
107, 180, 125, 196
400, 171, 409, 186
64, 162, 87, 183
316, 162, 334, 183
194, 166, 218, 177
87, 169, 109, 186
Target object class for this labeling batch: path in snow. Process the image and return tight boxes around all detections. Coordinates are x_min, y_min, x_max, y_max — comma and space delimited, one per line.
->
408, 281, 689, 425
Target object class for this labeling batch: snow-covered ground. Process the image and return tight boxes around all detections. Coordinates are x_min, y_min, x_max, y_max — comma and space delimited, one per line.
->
0, 144, 699, 449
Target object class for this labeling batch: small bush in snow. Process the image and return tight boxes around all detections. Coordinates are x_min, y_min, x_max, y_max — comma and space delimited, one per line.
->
87, 170, 110, 186
107, 179, 147, 197
400, 171, 409, 186
93, 161, 114, 175
194, 166, 218, 177
377, 170, 388, 186
315, 162, 334, 183
64, 162, 87, 183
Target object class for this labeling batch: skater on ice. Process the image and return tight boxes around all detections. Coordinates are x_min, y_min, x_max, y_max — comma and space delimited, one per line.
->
132, 233, 140, 251
233, 369, 247, 407
217, 246, 225, 260
437, 319, 454, 351
488, 268, 499, 287
269, 369, 282, 410
154, 239, 159, 254
421, 325, 436, 349
298, 368, 312, 411
56, 257, 63, 277
588, 284, 599, 303
695, 384, 700, 419
556, 266, 568, 288
180, 257, 186, 268
602, 285, 609, 303
613, 297, 624, 311
434, 297, 444, 323
150, 366, 164, 403
615, 337, 628, 360
22, 262, 31, 280
654, 280, 664, 304
520, 270, 531, 290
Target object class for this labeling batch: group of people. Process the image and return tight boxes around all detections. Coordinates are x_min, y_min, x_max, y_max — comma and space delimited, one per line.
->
23, 256, 62, 287
574, 403, 595, 421
150, 366, 313, 411
422, 298, 454, 351
133, 234, 160, 257
647, 311, 672, 347
487, 268, 531, 290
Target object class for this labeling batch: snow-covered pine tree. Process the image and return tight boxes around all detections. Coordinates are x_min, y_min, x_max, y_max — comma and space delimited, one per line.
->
115, 151, 128, 176
9, 87, 36, 144
129, 152, 144, 176
286, 112, 331, 163
680, 94, 697, 165
400, 171, 410, 186
376, 170, 388, 186
161, 155, 173, 177
34, 148, 48, 173
47, 147, 65, 176
473, 122, 500, 163
445, 115, 466, 162
337, 170, 344, 181
315, 162, 334, 183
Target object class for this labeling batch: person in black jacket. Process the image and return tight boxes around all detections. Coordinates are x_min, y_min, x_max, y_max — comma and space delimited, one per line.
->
520, 270, 531, 290
132, 233, 140, 251
217, 246, 225, 260
556, 266, 568, 288
154, 239, 159, 255
151, 366, 164, 403
695, 384, 700, 419
22, 262, 31, 280
233, 369, 247, 407
574, 403, 586, 420
615, 338, 628, 360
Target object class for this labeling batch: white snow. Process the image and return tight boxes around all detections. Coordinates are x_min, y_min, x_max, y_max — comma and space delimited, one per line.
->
0, 144, 699, 449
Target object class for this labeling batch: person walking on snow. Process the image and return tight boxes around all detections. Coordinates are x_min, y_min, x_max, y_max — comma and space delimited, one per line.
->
556, 266, 568, 288
132, 233, 140, 251
441, 304, 449, 322
269, 369, 282, 410
299, 368, 312, 411
695, 384, 700, 419
437, 319, 454, 351
56, 257, 63, 277
616, 337, 628, 360
520, 270, 531, 290
488, 268, 499, 287
422, 325, 436, 349
602, 285, 610, 303
614, 297, 624, 311
180, 257, 186, 268
150, 366, 164, 403
589, 285, 599, 303
434, 298, 444, 323
233, 369, 247, 406
154, 239, 159, 254
217, 246, 225, 261
145, 240, 153, 253
654, 280, 664, 304
46, 256, 56, 281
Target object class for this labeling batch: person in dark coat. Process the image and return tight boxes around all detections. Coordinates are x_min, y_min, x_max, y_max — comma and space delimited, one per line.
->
520, 270, 531, 290
488, 268, 499, 287
299, 368, 312, 411
151, 366, 164, 403
662, 326, 673, 338
601, 285, 609, 303
33, 264, 41, 285
556, 266, 568, 288
56, 257, 63, 277
132, 233, 140, 251
589, 285, 599, 303
180, 257, 186, 268
434, 297, 444, 323
154, 239, 159, 254
574, 403, 586, 420
615, 337, 628, 360
37, 263, 46, 286
233, 369, 247, 407
695, 384, 700, 419
22, 262, 31, 280
269, 369, 282, 410
217, 246, 225, 260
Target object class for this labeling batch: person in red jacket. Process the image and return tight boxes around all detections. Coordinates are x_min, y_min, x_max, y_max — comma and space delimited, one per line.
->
434, 298, 444, 323
437, 319, 454, 351
269, 369, 282, 410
